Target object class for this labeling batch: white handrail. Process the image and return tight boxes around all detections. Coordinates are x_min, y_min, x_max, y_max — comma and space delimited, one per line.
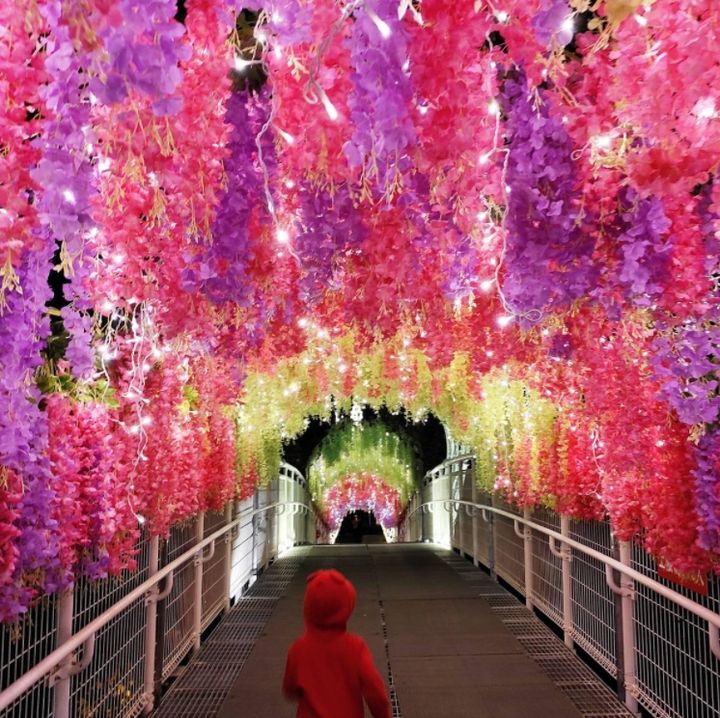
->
0, 500, 316, 711
405, 498, 720, 658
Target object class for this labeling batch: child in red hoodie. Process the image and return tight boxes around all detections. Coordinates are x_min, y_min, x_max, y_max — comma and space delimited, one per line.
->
282, 569, 392, 718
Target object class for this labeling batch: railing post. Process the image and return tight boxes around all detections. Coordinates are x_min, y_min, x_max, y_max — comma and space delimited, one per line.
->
223, 502, 233, 613
471, 481, 479, 567
523, 507, 534, 609
618, 540, 639, 715
560, 515, 574, 649
53, 586, 74, 718
193, 512, 205, 653
142, 535, 160, 715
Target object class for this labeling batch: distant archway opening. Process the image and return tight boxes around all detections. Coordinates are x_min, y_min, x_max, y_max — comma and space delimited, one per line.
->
334, 510, 386, 544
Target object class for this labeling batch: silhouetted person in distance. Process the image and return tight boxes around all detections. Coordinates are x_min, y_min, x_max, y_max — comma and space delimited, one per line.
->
283, 569, 392, 718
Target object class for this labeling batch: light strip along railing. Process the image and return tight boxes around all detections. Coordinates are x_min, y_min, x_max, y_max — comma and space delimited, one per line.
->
405, 498, 720, 715
0, 500, 316, 715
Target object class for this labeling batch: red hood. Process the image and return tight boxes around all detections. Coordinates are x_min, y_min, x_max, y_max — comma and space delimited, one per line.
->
303, 569, 356, 630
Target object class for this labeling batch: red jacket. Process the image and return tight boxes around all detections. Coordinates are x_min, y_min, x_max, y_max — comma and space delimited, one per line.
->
283, 570, 392, 718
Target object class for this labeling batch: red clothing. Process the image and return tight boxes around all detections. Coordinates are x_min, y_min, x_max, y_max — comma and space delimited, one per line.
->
283, 570, 392, 718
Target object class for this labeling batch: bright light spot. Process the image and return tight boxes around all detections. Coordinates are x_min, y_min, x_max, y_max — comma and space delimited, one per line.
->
367, 8, 392, 38
99, 345, 115, 360
285, 179, 295, 189
256, 30, 268, 44
128, 424, 141, 435
338, 363, 347, 374
480, 279, 494, 292
488, 100, 500, 116
98, 157, 111, 173
495, 10, 509, 23
656, 440, 666, 448
112, 252, 124, 265
101, 299, 114, 313
477, 210, 488, 221
142, 363, 151, 373
141, 415, 153, 426
561, 16, 575, 34
418, 104, 429, 115
479, 151, 492, 165
278, 129, 295, 145
233, 56, 252, 72
634, 13, 648, 26
496, 314, 514, 328
402, 58, 410, 72
271, 10, 283, 23
594, 134, 612, 149
319, 91, 339, 121
273, 46, 282, 60
85, 142, 94, 154
63, 189, 76, 205
695, 97, 716, 120
562, 115, 568, 123
276, 227, 290, 244
136, 514, 146, 525
298, 317, 309, 328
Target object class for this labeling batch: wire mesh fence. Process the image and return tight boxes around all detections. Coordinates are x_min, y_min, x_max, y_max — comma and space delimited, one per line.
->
0, 467, 318, 718
413, 455, 720, 718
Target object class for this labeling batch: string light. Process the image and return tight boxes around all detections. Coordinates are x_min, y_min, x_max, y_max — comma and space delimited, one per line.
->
276, 227, 290, 244
496, 315, 514, 328
63, 189, 76, 205
480, 279, 494, 292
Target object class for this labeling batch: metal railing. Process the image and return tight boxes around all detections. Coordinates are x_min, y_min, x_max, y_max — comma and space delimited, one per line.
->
400, 457, 720, 718
0, 466, 320, 718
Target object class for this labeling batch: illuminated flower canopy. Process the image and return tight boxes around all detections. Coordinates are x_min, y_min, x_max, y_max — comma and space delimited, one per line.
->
2, 0, 720, 619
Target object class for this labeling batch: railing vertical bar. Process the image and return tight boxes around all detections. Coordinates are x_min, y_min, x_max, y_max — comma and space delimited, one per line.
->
560, 515, 574, 649
52, 587, 74, 718
193, 512, 205, 653
142, 535, 160, 715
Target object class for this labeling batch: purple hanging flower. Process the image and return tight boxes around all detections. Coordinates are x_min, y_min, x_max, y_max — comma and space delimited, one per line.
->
183, 89, 274, 305
344, 0, 415, 196
89, 0, 190, 116
499, 66, 595, 323
295, 182, 367, 305
532, 0, 574, 48
691, 428, 720, 552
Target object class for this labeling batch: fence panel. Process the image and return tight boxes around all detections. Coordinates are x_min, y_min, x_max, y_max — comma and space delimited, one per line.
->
0, 597, 56, 718
632, 546, 720, 718
201, 510, 228, 631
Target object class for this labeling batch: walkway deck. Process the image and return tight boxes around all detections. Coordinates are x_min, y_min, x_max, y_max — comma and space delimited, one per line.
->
155, 544, 631, 718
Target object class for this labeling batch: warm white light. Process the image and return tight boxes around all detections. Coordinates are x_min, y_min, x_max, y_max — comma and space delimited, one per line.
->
479, 151, 492, 165
594, 134, 612, 149
285, 179, 295, 189
298, 317, 309, 328
276, 227, 290, 244
101, 299, 114, 313
98, 157, 111, 173
696, 98, 716, 120
271, 10, 283, 23
495, 10, 509, 23
273, 46, 282, 60
255, 30, 268, 44
338, 363, 347, 374
141, 415, 153, 426
480, 279, 494, 292
496, 314, 514, 328
418, 103, 429, 115
63, 189, 76, 205
278, 129, 295, 145
488, 100, 500, 116
233, 56, 252, 72
367, 7, 392, 38
402, 58, 410, 72
634, 13, 648, 26
561, 16, 575, 34
128, 424, 141, 435
477, 210, 488, 221
318, 90, 339, 121
112, 252, 124, 265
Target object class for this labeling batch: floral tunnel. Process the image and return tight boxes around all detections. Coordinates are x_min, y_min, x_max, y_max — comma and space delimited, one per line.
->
3, 0, 720, 625
305, 420, 423, 540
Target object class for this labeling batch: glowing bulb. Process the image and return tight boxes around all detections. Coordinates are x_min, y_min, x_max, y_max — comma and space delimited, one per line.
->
255, 30, 268, 44
319, 90, 339, 121
63, 189, 76, 205
276, 227, 290, 244
634, 13, 647, 26
366, 7, 392, 38
128, 424, 141, 435
272, 10, 283, 23
561, 16, 575, 34
488, 100, 500, 116
273, 46, 282, 60
278, 129, 295, 145
496, 315, 514, 328
285, 179, 295, 189
233, 56, 252, 72
479, 152, 492, 165
495, 10, 509, 23
112, 252, 124, 265
141, 415, 153, 426
480, 279, 494, 292
418, 103, 429, 115
136, 514, 146, 525
98, 157, 111, 173
594, 134, 612, 149
402, 58, 410, 72
101, 299, 113, 313
298, 317, 309, 328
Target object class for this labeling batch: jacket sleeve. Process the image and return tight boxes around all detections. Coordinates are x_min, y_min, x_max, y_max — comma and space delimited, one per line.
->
358, 640, 392, 718
282, 642, 302, 702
